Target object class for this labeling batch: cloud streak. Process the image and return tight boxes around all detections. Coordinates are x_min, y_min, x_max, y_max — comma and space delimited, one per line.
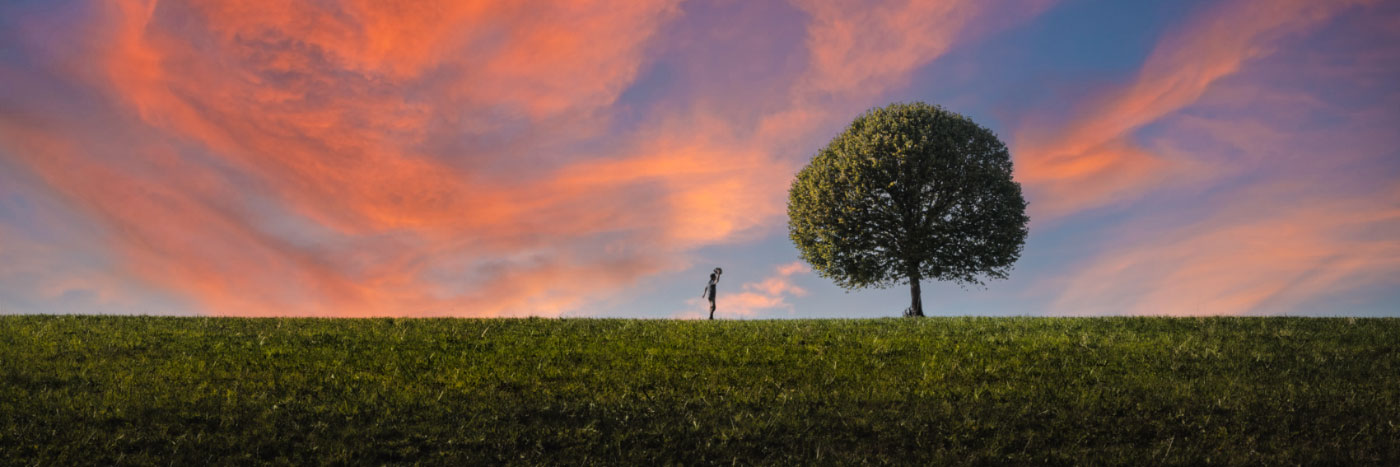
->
1013, 0, 1376, 220
1051, 186, 1400, 316
681, 262, 811, 319
1029, 0, 1400, 315
0, 0, 1034, 316
5, 0, 1392, 317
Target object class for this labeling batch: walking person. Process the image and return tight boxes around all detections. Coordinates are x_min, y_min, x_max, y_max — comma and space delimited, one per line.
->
701, 267, 722, 320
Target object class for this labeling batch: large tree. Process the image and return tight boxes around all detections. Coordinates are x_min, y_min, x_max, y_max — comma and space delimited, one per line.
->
787, 102, 1028, 317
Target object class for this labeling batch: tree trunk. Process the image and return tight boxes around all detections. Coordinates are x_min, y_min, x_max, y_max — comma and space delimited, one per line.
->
907, 269, 925, 317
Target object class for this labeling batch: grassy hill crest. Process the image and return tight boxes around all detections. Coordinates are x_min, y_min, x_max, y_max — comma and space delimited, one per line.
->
2, 316, 1397, 464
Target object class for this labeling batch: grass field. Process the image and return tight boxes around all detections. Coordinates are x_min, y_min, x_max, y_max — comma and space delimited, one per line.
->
1, 316, 1397, 465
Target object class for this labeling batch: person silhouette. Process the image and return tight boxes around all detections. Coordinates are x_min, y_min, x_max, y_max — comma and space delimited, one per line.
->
701, 267, 722, 320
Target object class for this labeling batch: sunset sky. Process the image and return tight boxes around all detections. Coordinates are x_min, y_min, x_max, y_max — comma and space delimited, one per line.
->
2, 0, 1397, 318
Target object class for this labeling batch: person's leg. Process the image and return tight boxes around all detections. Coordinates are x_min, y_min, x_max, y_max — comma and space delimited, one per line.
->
709, 301, 715, 320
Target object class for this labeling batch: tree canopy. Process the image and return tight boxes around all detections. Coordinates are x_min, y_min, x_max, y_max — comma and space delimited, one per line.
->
787, 102, 1029, 317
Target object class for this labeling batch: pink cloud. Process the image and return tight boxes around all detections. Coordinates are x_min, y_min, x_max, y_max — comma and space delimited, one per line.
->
1, 0, 1044, 317
759, 0, 1055, 151
1050, 186, 1400, 316
1014, 0, 1377, 220
1038, 2, 1400, 315
682, 262, 812, 318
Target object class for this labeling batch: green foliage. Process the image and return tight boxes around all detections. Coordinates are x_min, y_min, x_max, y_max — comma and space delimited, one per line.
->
788, 102, 1028, 315
1, 315, 1398, 465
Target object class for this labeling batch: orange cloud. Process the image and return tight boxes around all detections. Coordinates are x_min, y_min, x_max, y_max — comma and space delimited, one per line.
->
682, 262, 811, 318
1014, 0, 1376, 220
793, 0, 975, 95
791, 0, 1053, 97
1028, 0, 1400, 316
760, 0, 1054, 150
2, 0, 690, 316
1, 0, 1053, 317
1050, 185, 1400, 316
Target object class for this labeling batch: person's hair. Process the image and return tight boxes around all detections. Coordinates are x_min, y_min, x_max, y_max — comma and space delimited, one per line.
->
709, 273, 717, 280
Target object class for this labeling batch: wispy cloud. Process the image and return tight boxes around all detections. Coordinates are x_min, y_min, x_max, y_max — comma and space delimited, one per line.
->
0, 0, 1038, 316
1029, 0, 1400, 315
1013, 0, 1376, 220
9, 0, 1389, 317
1050, 186, 1400, 315
680, 262, 811, 319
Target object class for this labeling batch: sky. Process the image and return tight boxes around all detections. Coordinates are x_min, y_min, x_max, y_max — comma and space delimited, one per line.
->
1, 0, 1397, 318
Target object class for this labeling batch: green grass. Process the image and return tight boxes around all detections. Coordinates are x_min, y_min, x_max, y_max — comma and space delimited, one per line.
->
1, 316, 1397, 465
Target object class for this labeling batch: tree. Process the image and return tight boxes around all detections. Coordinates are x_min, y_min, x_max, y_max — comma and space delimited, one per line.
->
787, 102, 1028, 317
